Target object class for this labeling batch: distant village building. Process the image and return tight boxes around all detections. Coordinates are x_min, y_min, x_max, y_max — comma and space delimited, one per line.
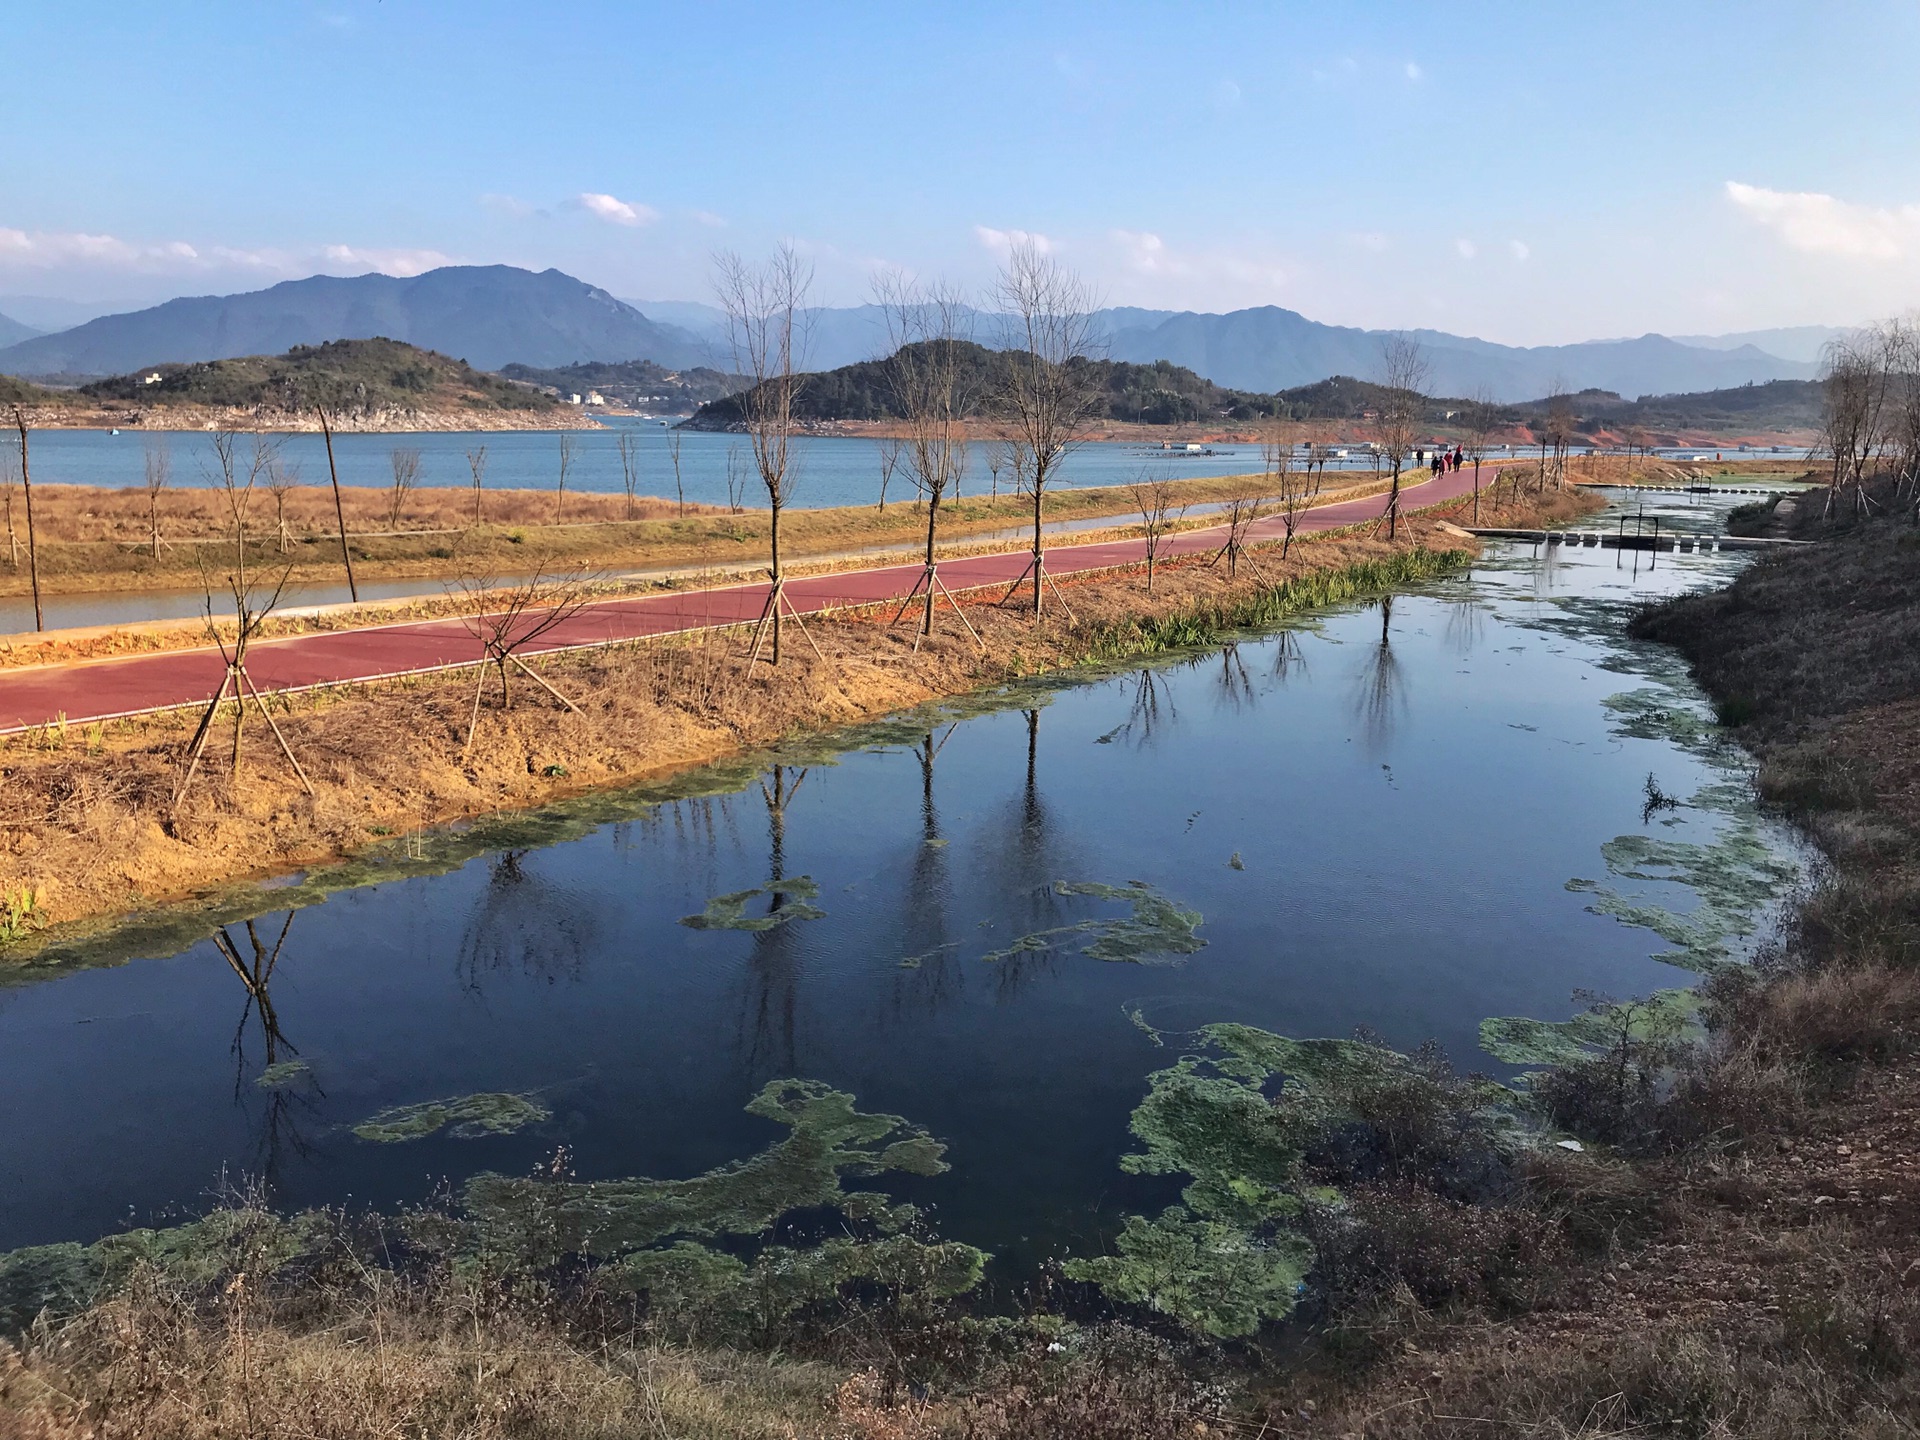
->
141, 372, 163, 386
568, 393, 583, 405
585, 391, 605, 406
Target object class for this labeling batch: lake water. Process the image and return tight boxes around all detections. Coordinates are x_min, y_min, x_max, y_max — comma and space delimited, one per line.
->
0, 495, 1799, 1280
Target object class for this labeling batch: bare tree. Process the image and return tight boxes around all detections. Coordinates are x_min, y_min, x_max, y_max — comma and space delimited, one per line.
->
1821, 325, 1895, 519
174, 431, 309, 806
453, 567, 595, 757
264, 445, 299, 554
667, 426, 686, 516
0, 448, 17, 569
309, 396, 358, 603
1270, 415, 1323, 556
1214, 484, 1270, 579
1374, 335, 1429, 539
985, 437, 1008, 501
1129, 468, 1185, 592
1543, 383, 1576, 491
386, 446, 421, 530
615, 429, 642, 520
715, 243, 816, 665
143, 435, 172, 560
877, 273, 980, 644
465, 443, 489, 526
7, 409, 42, 630
724, 442, 748, 515
554, 432, 575, 522
994, 238, 1103, 616
1462, 387, 1498, 524
876, 435, 901, 513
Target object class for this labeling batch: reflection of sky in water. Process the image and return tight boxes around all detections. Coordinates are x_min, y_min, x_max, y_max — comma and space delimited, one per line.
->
0, 506, 1798, 1273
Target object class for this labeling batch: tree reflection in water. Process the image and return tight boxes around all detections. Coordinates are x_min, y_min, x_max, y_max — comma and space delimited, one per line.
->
212, 912, 321, 1183
738, 765, 809, 1076
1351, 594, 1408, 756
891, 726, 962, 1018
457, 849, 597, 993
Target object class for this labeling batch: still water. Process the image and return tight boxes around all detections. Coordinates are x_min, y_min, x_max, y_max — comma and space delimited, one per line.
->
0, 497, 1798, 1275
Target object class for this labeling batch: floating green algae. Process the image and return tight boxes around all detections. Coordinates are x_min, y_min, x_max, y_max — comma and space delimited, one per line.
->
462, 1079, 958, 1267
980, 880, 1205, 966
679, 877, 825, 932
254, 1058, 311, 1089
1479, 989, 1700, 1068
1064, 1208, 1314, 1340
353, 1091, 550, 1143
1066, 1022, 1518, 1337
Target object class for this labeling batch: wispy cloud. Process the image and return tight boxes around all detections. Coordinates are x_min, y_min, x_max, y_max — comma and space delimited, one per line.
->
1508, 239, 1531, 261
1110, 229, 1288, 290
1455, 238, 1477, 260
1726, 180, 1920, 260
973, 225, 1053, 256
577, 192, 658, 228
480, 192, 534, 218
689, 209, 728, 229
1405, 61, 1423, 81
321, 244, 454, 276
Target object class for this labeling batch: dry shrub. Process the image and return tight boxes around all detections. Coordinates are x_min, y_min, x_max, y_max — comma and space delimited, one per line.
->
1741, 962, 1920, 1068
952, 1330, 1217, 1440
0, 1266, 840, 1440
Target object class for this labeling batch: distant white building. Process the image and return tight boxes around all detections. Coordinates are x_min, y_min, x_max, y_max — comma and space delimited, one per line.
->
141, 372, 163, 385
585, 390, 605, 406
568, 393, 583, 405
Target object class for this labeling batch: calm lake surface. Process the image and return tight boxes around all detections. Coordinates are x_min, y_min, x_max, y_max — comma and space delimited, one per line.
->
0, 495, 1800, 1276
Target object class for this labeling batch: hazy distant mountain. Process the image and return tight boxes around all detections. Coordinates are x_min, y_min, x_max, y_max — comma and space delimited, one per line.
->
1100, 308, 1818, 401
0, 266, 713, 378
1668, 325, 1849, 365
0, 312, 42, 348
631, 296, 1816, 401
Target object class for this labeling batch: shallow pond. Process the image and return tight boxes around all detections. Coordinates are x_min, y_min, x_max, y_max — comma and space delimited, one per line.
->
0, 494, 1801, 1280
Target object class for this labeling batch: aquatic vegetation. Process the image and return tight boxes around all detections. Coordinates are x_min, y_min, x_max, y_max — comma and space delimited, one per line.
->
1480, 989, 1699, 1068
1068, 1022, 1518, 1337
353, 1091, 550, 1143
254, 1058, 311, 1089
463, 1079, 959, 1267
679, 877, 824, 932
981, 880, 1205, 966
1065, 1209, 1313, 1340
1566, 817, 1798, 971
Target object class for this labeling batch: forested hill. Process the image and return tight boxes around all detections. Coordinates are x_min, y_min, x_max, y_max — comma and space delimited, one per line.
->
684, 342, 1291, 428
76, 338, 557, 417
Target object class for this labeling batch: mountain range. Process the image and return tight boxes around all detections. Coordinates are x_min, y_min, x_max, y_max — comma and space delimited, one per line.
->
0, 263, 1829, 402
0, 311, 41, 348
0, 266, 711, 378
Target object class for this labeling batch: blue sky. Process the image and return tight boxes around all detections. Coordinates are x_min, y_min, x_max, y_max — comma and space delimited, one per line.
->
6, 1, 1919, 342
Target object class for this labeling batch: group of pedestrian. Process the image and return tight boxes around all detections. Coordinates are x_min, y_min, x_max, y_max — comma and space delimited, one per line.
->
1416, 445, 1466, 478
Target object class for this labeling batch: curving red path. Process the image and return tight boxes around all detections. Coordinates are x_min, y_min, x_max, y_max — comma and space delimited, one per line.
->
0, 463, 1494, 733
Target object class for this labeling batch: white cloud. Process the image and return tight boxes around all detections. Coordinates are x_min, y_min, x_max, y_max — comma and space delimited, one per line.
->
1405, 61, 1423, 81
974, 225, 1054, 257
1107, 229, 1289, 303
480, 192, 534, 218
1725, 180, 1920, 260
577, 192, 658, 228
690, 209, 728, 228
1509, 239, 1531, 261
1455, 238, 1477, 260
320, 244, 454, 277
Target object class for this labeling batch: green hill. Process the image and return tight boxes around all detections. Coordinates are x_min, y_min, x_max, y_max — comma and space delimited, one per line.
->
499, 358, 740, 411
78, 337, 558, 416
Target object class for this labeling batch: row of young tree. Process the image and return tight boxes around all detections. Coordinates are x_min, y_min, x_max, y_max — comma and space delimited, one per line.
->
1819, 316, 1920, 519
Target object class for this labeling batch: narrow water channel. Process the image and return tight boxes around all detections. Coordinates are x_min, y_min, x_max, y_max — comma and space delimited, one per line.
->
0, 494, 1802, 1280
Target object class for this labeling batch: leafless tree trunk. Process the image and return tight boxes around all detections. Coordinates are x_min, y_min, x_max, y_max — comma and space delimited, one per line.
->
667, 427, 686, 517
1129, 469, 1184, 592
1820, 322, 1902, 519
878, 273, 976, 638
615, 430, 641, 520
994, 238, 1103, 615
1462, 388, 1498, 525
716, 243, 813, 665
1214, 486, 1270, 579
1375, 335, 1428, 539
264, 446, 298, 554
0, 457, 17, 570
876, 435, 901, 513
466, 444, 489, 526
1271, 416, 1322, 556
143, 435, 171, 560
8, 409, 41, 630
312, 401, 358, 603
387, 446, 421, 531
554, 433, 574, 522
1544, 383, 1575, 490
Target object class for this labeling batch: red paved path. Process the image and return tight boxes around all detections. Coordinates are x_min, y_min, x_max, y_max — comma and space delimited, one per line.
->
0, 464, 1491, 733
